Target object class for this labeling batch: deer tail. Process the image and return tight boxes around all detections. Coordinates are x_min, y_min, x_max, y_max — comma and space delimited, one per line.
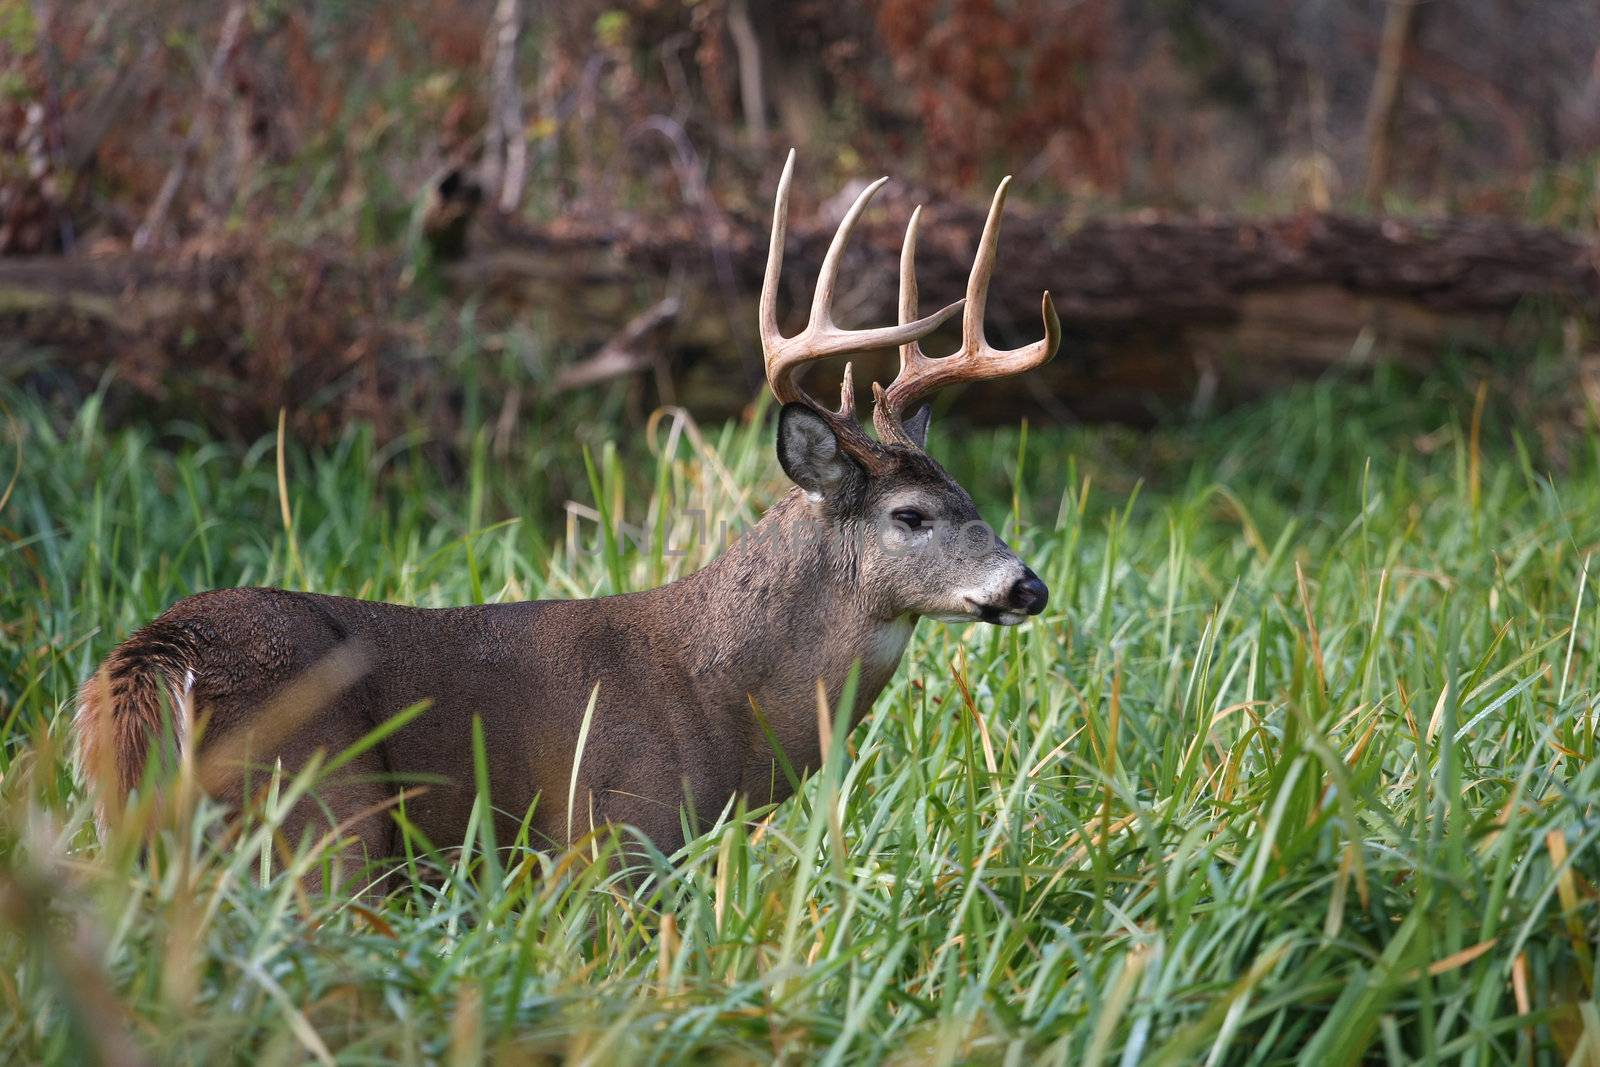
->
74, 618, 202, 832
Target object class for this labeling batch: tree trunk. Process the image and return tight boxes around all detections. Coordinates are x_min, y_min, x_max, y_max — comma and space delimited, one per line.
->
1361, 0, 1421, 205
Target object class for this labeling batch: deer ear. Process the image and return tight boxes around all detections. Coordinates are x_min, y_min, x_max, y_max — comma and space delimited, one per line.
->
777, 404, 860, 498
902, 406, 932, 449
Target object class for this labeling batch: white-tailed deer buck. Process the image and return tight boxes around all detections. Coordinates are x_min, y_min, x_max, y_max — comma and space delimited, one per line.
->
75, 151, 1059, 876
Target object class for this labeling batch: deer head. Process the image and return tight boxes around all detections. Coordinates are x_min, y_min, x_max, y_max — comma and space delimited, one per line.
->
760, 151, 1060, 626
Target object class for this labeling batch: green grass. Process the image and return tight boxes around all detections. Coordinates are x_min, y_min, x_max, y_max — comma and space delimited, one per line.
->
1, 365, 1598, 1064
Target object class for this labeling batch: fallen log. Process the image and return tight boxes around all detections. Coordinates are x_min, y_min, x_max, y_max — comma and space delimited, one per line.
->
461, 206, 1600, 423
2, 206, 1596, 438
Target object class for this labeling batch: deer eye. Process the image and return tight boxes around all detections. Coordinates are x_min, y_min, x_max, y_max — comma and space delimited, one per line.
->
891, 507, 927, 530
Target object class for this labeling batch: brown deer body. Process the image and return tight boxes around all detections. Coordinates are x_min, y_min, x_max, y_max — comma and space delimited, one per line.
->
75, 153, 1059, 876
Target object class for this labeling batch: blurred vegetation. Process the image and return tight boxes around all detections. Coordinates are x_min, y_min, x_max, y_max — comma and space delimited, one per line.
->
6, 0, 1600, 256
2, 1, 1597, 455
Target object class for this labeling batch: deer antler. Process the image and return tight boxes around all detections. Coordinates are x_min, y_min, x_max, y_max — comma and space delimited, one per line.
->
872, 176, 1061, 447
760, 150, 965, 424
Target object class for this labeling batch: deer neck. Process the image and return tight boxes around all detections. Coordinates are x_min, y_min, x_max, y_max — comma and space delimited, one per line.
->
652, 490, 916, 782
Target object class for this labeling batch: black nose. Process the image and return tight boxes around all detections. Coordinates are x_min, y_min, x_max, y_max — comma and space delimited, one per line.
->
1010, 568, 1049, 615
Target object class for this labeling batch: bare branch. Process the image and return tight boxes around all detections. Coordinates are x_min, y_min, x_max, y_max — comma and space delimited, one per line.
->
487, 0, 527, 213
132, 3, 248, 252
553, 295, 682, 393
726, 0, 767, 149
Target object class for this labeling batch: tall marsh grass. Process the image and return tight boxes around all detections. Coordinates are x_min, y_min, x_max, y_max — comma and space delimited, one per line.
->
1, 366, 1597, 1063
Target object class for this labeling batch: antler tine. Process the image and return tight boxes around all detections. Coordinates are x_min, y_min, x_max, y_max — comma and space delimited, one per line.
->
897, 204, 928, 368
811, 173, 891, 330
876, 175, 1062, 443
758, 149, 798, 370
961, 175, 1011, 353
871, 204, 933, 446
760, 149, 964, 417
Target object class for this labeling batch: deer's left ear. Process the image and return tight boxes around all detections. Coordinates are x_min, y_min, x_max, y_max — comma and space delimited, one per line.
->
902, 406, 931, 449
777, 404, 861, 499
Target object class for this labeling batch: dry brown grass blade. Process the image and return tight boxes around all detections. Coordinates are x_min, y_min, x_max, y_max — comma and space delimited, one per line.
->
0, 867, 148, 1067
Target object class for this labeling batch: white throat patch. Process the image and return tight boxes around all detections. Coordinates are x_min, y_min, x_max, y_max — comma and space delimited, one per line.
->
865, 617, 915, 675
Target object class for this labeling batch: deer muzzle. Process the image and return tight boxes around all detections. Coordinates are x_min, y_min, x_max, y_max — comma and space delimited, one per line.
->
1009, 567, 1049, 616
